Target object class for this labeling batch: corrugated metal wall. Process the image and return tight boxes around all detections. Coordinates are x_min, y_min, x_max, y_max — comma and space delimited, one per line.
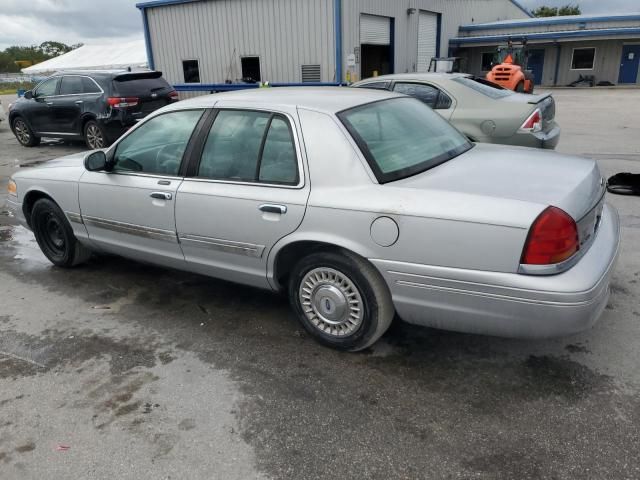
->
458, 19, 640, 37
146, 0, 335, 84
462, 39, 633, 86
341, 0, 528, 80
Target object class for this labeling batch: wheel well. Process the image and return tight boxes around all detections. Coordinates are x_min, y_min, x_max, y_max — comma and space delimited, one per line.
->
22, 190, 55, 227
273, 241, 347, 290
81, 115, 97, 134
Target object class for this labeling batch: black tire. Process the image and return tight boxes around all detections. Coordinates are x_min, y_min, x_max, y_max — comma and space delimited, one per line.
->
12, 117, 40, 147
288, 250, 394, 351
84, 120, 109, 149
31, 198, 91, 268
515, 81, 525, 93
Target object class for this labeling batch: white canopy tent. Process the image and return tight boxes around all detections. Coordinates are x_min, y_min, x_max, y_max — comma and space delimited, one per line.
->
21, 39, 148, 75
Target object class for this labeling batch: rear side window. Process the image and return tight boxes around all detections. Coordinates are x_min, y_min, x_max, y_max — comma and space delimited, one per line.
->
198, 110, 298, 185
356, 82, 390, 91
82, 77, 102, 93
60, 76, 83, 95
393, 82, 452, 109
113, 109, 204, 176
453, 76, 513, 99
113, 77, 171, 96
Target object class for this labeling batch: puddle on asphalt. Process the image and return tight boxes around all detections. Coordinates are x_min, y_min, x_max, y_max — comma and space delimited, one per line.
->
0, 224, 50, 269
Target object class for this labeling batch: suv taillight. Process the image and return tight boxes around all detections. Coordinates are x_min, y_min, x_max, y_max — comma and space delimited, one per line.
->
521, 207, 579, 265
107, 97, 139, 108
520, 108, 542, 132
168, 90, 179, 101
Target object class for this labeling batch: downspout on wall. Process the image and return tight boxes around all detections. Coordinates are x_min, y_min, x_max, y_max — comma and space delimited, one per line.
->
334, 0, 343, 83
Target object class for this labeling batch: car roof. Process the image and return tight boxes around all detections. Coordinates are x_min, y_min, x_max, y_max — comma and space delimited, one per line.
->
172, 87, 405, 114
354, 72, 471, 84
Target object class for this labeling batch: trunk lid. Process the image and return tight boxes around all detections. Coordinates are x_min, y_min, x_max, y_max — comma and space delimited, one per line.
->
112, 71, 176, 118
395, 143, 605, 222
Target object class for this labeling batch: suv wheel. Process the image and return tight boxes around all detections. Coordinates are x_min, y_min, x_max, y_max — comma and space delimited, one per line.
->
31, 198, 91, 267
12, 117, 40, 147
289, 250, 394, 351
84, 120, 108, 149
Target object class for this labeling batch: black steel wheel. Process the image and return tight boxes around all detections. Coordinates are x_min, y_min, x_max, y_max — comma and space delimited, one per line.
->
31, 198, 91, 267
12, 117, 40, 147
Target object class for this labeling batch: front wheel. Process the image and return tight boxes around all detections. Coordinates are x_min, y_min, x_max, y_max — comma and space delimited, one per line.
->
12, 117, 40, 147
31, 198, 91, 267
288, 250, 394, 351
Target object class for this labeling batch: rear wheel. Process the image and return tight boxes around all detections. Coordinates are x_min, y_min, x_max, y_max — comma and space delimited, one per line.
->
31, 198, 91, 267
288, 250, 394, 351
84, 120, 109, 149
12, 117, 40, 147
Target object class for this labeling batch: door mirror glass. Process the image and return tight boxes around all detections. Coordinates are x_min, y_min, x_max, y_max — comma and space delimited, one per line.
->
84, 150, 109, 172
23, 90, 33, 99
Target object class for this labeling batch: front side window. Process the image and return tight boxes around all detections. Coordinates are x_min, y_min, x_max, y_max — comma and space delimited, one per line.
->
59, 76, 83, 95
35, 77, 58, 97
339, 98, 472, 183
571, 48, 595, 70
113, 109, 204, 176
198, 110, 298, 185
393, 82, 451, 109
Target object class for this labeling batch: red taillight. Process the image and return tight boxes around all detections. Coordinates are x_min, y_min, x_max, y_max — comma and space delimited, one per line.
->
107, 97, 139, 108
520, 109, 542, 132
521, 207, 579, 265
168, 90, 179, 101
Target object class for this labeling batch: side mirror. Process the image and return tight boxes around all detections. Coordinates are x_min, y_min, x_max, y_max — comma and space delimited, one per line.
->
24, 90, 33, 99
84, 150, 112, 172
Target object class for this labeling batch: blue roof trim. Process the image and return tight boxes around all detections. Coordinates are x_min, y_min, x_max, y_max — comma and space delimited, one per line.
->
136, 0, 201, 9
509, 0, 532, 18
451, 27, 640, 44
460, 13, 640, 31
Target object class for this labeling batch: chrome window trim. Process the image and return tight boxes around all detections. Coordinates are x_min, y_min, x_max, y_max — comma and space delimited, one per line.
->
194, 108, 306, 189
179, 233, 265, 258
83, 215, 177, 243
107, 171, 184, 181
39, 75, 104, 98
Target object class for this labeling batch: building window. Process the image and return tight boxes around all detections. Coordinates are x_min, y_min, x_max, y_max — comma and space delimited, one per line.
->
571, 48, 595, 70
301, 64, 321, 83
481, 52, 495, 71
241, 57, 261, 83
182, 60, 200, 83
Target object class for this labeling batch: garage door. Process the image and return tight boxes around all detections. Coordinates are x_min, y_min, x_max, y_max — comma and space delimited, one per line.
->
417, 11, 438, 72
360, 14, 390, 45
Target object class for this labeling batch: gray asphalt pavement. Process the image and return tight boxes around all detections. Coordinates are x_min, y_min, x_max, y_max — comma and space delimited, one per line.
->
0, 89, 639, 480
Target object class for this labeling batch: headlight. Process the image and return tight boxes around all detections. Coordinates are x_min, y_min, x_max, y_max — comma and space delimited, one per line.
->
8, 179, 17, 197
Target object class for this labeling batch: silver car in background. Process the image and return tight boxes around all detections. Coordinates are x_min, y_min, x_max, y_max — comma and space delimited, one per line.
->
7, 88, 618, 351
353, 73, 560, 149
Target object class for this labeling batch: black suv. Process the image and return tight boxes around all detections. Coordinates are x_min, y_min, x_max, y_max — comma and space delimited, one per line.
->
9, 70, 178, 149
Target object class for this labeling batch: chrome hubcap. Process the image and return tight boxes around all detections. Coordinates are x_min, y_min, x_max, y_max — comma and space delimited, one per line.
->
299, 267, 364, 337
14, 120, 30, 144
87, 125, 103, 148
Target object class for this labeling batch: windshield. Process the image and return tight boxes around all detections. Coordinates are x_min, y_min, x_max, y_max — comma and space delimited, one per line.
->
453, 76, 514, 99
338, 97, 472, 183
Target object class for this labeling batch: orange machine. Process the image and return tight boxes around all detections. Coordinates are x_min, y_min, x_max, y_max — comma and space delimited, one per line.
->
486, 40, 534, 94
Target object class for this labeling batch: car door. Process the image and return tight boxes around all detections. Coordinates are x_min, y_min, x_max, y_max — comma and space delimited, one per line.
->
392, 82, 455, 120
51, 75, 85, 134
175, 106, 310, 289
78, 108, 206, 269
28, 76, 60, 133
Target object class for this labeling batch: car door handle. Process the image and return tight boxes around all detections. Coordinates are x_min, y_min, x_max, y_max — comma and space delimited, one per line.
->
46, 102, 53, 106
150, 192, 172, 200
75, 100, 83, 105
259, 204, 287, 214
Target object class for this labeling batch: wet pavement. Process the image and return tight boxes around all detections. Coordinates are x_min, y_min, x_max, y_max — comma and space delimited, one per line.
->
1, 90, 640, 479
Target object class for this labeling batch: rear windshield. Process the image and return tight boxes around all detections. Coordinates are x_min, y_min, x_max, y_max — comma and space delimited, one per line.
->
453, 76, 514, 99
338, 98, 472, 183
113, 77, 171, 96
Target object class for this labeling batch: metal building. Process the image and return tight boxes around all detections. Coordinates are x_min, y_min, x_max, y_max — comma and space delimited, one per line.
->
451, 13, 640, 86
136, 0, 530, 89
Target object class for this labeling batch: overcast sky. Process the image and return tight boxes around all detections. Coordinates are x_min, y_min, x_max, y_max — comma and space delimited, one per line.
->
0, 0, 639, 51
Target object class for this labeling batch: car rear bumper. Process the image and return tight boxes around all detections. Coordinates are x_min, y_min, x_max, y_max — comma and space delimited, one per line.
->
371, 204, 620, 339
502, 123, 561, 150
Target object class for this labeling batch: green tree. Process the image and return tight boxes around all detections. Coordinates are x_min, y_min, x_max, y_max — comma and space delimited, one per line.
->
0, 41, 77, 72
532, 4, 581, 17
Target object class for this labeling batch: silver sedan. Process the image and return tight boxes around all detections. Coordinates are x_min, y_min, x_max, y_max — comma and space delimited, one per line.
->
7, 88, 619, 351
353, 73, 560, 149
